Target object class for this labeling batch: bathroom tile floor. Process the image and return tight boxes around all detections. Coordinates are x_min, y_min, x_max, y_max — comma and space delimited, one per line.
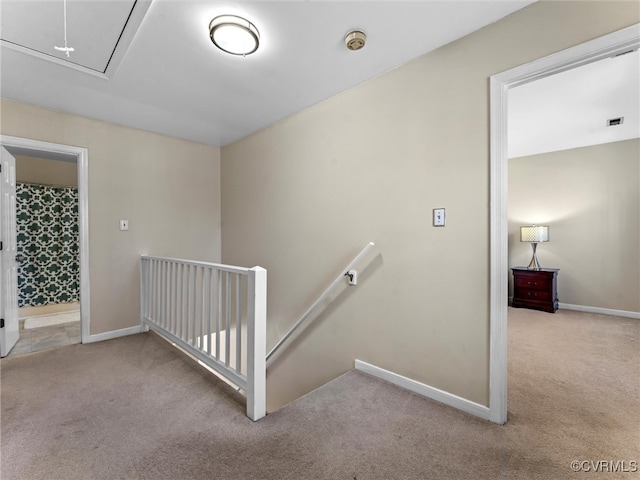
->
8, 319, 81, 357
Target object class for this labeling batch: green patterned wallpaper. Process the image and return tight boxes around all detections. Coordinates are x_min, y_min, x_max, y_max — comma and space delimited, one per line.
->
16, 183, 79, 307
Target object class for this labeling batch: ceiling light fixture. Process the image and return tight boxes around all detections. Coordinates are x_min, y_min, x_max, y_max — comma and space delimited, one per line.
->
209, 15, 260, 56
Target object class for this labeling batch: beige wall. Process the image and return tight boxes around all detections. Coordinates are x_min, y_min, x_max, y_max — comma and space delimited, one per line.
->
509, 139, 640, 313
16, 155, 78, 187
221, 1, 640, 411
1, 99, 222, 334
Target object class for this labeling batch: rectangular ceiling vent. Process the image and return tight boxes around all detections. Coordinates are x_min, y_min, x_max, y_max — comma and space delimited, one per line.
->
607, 117, 624, 127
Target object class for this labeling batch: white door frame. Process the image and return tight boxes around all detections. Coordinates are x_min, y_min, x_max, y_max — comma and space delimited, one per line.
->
488, 23, 640, 424
0, 135, 91, 344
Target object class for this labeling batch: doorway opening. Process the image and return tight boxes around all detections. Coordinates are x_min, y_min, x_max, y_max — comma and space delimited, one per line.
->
0, 135, 90, 356
13, 154, 80, 355
488, 24, 639, 424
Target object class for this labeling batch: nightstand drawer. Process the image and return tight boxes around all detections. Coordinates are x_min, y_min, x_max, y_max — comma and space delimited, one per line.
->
515, 275, 549, 291
518, 288, 550, 301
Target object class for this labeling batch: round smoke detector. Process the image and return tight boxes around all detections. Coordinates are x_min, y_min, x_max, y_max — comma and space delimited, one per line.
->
345, 30, 366, 51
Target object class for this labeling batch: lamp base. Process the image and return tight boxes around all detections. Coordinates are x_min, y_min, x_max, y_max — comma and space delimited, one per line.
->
527, 242, 541, 270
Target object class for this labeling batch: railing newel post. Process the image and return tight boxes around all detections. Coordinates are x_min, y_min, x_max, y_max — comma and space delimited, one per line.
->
247, 266, 267, 421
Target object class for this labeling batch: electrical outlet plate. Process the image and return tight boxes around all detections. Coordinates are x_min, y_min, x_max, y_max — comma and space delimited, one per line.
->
348, 270, 358, 285
433, 208, 445, 227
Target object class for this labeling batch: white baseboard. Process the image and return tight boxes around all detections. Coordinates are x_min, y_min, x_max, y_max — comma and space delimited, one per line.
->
354, 359, 490, 421
508, 297, 639, 320
559, 303, 639, 320
83, 325, 142, 344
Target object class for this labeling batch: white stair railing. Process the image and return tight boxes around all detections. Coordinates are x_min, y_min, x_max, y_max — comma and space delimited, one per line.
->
266, 242, 375, 367
140, 255, 266, 421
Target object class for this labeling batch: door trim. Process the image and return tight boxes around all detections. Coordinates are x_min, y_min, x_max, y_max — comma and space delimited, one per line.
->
488, 23, 640, 425
0, 135, 91, 343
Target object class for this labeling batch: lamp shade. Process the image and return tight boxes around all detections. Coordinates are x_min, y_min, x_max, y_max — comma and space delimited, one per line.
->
520, 225, 549, 243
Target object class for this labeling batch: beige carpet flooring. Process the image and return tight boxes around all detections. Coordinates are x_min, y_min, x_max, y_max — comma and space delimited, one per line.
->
1, 307, 638, 479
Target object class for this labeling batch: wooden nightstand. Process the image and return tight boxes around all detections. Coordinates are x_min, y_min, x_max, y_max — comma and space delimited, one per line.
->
511, 267, 559, 313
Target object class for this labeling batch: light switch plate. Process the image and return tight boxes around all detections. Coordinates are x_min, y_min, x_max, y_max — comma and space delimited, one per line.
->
120, 219, 129, 231
433, 208, 445, 227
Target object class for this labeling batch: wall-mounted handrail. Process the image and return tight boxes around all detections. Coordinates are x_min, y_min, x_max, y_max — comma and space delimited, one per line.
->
266, 242, 375, 367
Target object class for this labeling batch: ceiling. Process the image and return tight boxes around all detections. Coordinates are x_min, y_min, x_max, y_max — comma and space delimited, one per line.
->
3, 1, 636, 155
1, 0, 537, 148
509, 48, 640, 158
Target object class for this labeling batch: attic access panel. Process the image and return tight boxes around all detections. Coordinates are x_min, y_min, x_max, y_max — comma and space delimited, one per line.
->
0, 0, 149, 76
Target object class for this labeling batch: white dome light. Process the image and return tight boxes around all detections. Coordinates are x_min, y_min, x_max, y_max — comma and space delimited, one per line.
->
209, 15, 259, 56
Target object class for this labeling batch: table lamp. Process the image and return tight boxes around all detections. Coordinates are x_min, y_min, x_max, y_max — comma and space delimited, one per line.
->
520, 225, 549, 270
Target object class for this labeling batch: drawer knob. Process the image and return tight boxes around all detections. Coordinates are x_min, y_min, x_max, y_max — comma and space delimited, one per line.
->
527, 292, 538, 297
527, 281, 538, 286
